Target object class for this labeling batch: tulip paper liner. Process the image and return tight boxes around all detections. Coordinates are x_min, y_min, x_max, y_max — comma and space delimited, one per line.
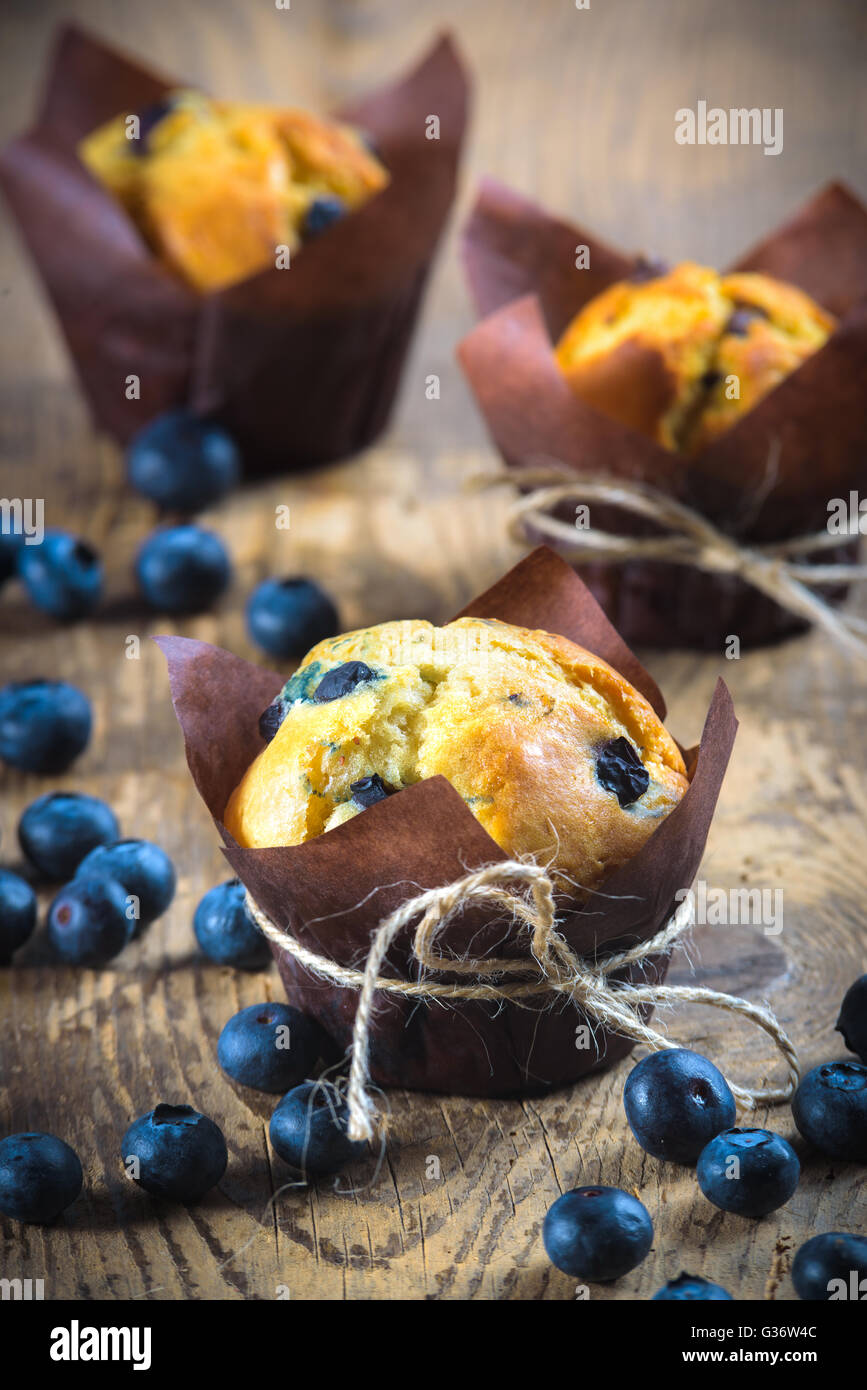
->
158, 546, 740, 1100
0, 23, 470, 474
458, 179, 867, 649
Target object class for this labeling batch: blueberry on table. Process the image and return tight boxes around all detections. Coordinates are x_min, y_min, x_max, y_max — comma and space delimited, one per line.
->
0, 530, 23, 585
0, 679, 91, 774
542, 1186, 654, 1281
126, 410, 240, 513
135, 524, 231, 614
623, 1048, 736, 1165
595, 737, 650, 807
0, 1132, 83, 1224
75, 838, 176, 931
792, 1061, 867, 1162
18, 792, 120, 880
218, 1002, 327, 1094
246, 577, 338, 659
696, 1128, 800, 1218
313, 662, 375, 702
302, 195, 347, 238
350, 774, 390, 809
836, 974, 867, 1062
791, 1231, 867, 1301
0, 869, 37, 964
269, 1081, 368, 1176
47, 876, 133, 965
121, 1104, 227, 1203
17, 530, 103, 621
194, 879, 270, 969
652, 1272, 733, 1300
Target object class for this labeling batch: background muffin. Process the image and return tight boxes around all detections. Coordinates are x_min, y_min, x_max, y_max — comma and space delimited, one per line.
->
79, 89, 388, 292
224, 616, 689, 896
554, 261, 834, 455
681, 271, 836, 454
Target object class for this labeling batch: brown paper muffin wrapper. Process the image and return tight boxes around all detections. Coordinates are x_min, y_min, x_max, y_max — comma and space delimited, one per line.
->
157, 546, 737, 1097
0, 24, 470, 475
458, 180, 867, 649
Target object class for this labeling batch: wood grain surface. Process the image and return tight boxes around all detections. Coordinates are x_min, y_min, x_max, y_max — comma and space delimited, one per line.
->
1, 0, 865, 1301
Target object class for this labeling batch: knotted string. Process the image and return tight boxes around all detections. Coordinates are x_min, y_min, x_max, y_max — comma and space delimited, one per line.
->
481, 465, 867, 659
246, 862, 800, 1144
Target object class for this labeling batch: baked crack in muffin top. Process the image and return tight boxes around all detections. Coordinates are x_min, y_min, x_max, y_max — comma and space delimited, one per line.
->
224, 617, 689, 896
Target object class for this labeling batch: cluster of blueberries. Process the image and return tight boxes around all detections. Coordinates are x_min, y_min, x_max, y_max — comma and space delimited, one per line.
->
0, 1010, 361, 1219
0, 409, 339, 658
0, 814, 359, 1210
544, 1010, 867, 1300
2, 424, 865, 1293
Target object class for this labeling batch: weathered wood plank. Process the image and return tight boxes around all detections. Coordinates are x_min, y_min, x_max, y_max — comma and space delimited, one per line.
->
1, 0, 865, 1301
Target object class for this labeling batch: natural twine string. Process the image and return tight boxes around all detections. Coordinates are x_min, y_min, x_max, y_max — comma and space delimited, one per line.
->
483, 465, 867, 659
245, 863, 800, 1144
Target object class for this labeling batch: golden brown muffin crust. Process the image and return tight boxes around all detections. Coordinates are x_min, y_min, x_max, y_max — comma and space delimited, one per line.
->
554, 261, 835, 454
224, 617, 688, 896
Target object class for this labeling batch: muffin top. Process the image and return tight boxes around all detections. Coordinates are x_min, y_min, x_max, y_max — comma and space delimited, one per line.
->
224, 616, 689, 896
554, 261, 834, 454
79, 90, 388, 292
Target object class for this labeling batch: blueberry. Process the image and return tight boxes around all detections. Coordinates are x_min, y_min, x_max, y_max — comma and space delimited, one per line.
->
19, 792, 120, 879
624, 1048, 736, 1165
727, 303, 769, 336
269, 1081, 368, 1176
17, 530, 102, 620
193, 879, 270, 969
136, 524, 231, 614
543, 1186, 653, 1282
47, 876, 133, 965
350, 774, 390, 809
218, 1002, 327, 1094
652, 1272, 733, 1300
0, 680, 91, 774
696, 1128, 800, 1218
0, 1132, 83, 1223
258, 697, 286, 743
0, 869, 37, 964
596, 737, 649, 807
791, 1231, 867, 1301
302, 195, 346, 239
313, 662, 376, 702
836, 975, 867, 1062
130, 97, 176, 156
629, 256, 669, 284
121, 1103, 227, 1203
245, 577, 338, 659
0, 530, 23, 585
127, 410, 240, 512
75, 839, 176, 931
792, 1061, 867, 1162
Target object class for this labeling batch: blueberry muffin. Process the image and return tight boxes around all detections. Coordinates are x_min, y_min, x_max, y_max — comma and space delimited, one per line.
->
79, 90, 388, 292
554, 261, 834, 455
224, 617, 689, 896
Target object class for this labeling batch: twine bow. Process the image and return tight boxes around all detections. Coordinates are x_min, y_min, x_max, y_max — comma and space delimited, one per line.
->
484, 464, 867, 659
246, 861, 800, 1144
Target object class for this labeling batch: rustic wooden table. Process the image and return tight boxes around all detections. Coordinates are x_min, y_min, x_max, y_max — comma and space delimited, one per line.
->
1, 0, 865, 1301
